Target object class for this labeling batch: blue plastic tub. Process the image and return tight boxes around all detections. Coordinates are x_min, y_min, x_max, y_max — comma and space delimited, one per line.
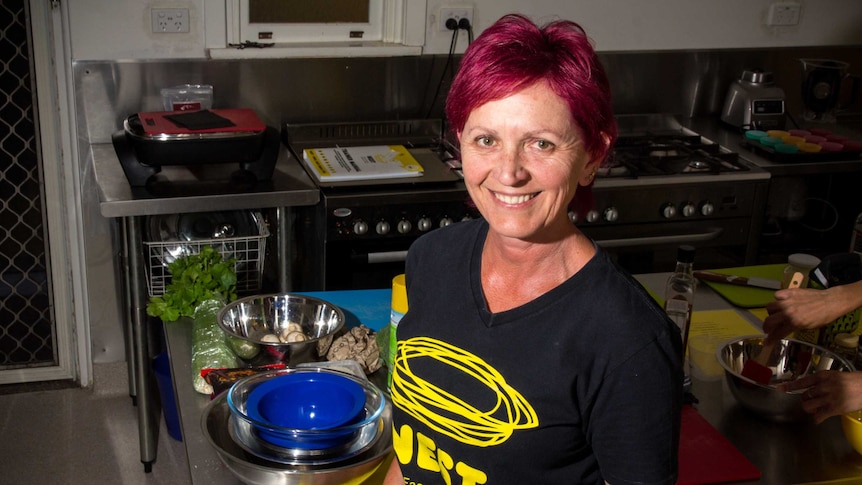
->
153, 352, 182, 441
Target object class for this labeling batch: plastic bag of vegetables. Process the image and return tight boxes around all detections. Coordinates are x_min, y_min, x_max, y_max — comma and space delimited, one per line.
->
192, 298, 239, 394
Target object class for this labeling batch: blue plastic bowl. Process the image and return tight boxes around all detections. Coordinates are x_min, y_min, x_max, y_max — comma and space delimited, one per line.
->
228, 367, 387, 452
247, 372, 365, 430
238, 371, 368, 449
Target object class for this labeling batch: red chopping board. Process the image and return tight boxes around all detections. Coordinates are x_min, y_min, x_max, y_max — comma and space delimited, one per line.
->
697, 264, 785, 308
679, 405, 761, 484
137, 108, 265, 135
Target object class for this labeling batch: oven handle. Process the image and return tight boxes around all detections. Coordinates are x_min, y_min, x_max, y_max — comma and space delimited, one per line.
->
361, 228, 724, 261
364, 250, 410, 264
595, 227, 724, 248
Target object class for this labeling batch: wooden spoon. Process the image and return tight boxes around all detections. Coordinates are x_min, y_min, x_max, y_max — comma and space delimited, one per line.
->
741, 271, 805, 385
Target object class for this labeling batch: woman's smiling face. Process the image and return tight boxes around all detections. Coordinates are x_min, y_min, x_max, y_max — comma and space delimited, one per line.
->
458, 81, 598, 242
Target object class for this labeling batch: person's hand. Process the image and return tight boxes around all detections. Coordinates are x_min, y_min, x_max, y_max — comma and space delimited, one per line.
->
763, 288, 837, 345
777, 370, 862, 423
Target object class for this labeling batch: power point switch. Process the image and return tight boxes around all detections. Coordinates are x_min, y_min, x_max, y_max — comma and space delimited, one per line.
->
767, 3, 801, 26
439, 7, 474, 32
151, 8, 190, 33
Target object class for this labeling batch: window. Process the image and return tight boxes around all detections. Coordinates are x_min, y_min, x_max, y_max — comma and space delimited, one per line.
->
216, 0, 425, 58
239, 0, 384, 43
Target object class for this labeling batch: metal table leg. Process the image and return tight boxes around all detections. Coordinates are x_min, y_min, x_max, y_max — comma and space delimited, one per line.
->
276, 207, 291, 292
126, 216, 157, 472
120, 218, 137, 403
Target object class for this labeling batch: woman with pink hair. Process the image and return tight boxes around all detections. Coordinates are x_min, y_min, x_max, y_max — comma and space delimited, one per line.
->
384, 14, 682, 484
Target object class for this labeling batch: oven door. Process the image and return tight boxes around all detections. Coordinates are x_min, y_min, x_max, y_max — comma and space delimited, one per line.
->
581, 218, 759, 274
293, 187, 473, 291
324, 236, 413, 290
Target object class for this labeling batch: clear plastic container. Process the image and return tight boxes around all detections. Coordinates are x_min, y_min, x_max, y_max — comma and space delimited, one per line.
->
782, 253, 821, 289
161, 84, 213, 111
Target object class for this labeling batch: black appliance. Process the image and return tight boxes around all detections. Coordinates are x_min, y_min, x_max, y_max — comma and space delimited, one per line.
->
285, 115, 770, 289
112, 109, 279, 187
284, 119, 475, 290
580, 115, 769, 272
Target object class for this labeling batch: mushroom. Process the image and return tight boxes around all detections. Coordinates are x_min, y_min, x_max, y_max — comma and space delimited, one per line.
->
260, 333, 281, 343
279, 326, 308, 343
285, 331, 307, 343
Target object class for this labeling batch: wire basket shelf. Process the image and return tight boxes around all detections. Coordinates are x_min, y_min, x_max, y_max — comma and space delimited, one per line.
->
144, 216, 269, 297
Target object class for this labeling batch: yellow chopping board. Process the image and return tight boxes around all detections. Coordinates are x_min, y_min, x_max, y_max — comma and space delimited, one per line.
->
697, 264, 785, 308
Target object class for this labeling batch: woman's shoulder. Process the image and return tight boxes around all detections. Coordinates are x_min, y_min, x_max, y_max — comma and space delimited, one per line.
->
579, 249, 668, 317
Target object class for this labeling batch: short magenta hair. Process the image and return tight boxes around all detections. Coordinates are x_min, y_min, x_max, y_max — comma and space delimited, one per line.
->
445, 14, 617, 163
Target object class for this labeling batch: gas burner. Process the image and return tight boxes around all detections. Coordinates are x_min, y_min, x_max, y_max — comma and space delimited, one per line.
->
599, 133, 748, 178
685, 160, 711, 171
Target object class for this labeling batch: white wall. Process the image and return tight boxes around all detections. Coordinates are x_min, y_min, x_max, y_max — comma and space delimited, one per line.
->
424, 0, 862, 53
69, 0, 862, 61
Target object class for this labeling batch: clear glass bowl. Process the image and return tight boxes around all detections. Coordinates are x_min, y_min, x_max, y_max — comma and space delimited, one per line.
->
227, 367, 386, 454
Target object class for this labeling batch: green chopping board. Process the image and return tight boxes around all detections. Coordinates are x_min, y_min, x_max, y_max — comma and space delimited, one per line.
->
698, 264, 786, 308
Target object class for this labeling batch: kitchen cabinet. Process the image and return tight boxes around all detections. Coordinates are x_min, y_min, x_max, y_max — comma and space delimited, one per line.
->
91, 142, 319, 471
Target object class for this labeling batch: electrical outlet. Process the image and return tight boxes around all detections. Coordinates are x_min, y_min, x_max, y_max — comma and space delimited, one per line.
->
767, 2, 801, 26
151, 8, 189, 33
439, 7, 474, 32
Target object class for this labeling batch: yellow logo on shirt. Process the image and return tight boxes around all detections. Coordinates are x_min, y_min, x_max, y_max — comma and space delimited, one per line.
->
391, 336, 538, 446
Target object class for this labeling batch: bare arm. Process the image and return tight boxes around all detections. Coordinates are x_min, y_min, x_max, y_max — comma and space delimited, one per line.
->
778, 370, 862, 423
763, 280, 862, 345
382, 456, 403, 485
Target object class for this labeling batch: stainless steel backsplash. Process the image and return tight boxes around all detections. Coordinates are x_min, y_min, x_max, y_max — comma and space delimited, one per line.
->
74, 46, 862, 144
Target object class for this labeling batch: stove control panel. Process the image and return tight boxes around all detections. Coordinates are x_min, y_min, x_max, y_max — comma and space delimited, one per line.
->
570, 183, 762, 226
324, 190, 476, 241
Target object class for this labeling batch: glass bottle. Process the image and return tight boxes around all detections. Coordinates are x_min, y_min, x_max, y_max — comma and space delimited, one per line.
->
664, 245, 696, 389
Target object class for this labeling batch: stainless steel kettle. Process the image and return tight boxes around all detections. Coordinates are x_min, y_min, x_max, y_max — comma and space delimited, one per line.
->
720, 70, 786, 130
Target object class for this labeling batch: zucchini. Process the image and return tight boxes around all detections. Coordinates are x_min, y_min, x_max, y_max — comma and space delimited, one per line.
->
191, 298, 239, 394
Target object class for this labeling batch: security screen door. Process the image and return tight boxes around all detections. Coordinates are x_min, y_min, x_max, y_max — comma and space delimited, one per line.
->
0, 0, 57, 372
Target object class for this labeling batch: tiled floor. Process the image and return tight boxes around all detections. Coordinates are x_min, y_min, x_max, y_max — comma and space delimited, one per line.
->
0, 363, 191, 484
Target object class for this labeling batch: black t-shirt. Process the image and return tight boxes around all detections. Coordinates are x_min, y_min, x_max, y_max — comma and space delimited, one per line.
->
390, 219, 682, 485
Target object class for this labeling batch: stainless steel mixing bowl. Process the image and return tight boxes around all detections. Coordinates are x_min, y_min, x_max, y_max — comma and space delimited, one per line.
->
217, 294, 345, 367
717, 335, 854, 422
202, 391, 392, 485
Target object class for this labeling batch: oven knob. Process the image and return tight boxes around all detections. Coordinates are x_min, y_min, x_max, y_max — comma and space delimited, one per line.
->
681, 202, 696, 217
568, 211, 578, 224
603, 207, 619, 222
440, 217, 454, 227
397, 219, 412, 234
661, 203, 677, 219
376, 221, 391, 235
700, 201, 715, 216
418, 217, 433, 232
353, 220, 368, 235
586, 210, 599, 223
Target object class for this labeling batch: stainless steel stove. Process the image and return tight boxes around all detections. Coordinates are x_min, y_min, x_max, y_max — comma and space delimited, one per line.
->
285, 115, 769, 289
284, 119, 475, 290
